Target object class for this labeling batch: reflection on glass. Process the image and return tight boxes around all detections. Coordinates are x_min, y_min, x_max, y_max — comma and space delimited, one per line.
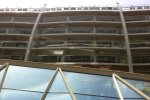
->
45, 93, 72, 100
64, 72, 118, 97
117, 80, 144, 99
75, 94, 119, 100
3, 65, 54, 92
0, 89, 41, 100
126, 79, 150, 96
49, 72, 68, 92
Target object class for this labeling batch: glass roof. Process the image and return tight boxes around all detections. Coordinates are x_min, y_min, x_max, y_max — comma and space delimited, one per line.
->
0, 64, 149, 100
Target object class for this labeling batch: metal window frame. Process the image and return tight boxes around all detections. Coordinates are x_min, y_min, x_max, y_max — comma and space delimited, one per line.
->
113, 73, 150, 100
40, 67, 76, 100
0, 62, 9, 92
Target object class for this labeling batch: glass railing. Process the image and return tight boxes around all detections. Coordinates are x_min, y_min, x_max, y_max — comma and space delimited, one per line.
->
128, 28, 149, 34
96, 16, 120, 22
35, 41, 64, 48
96, 29, 121, 34
8, 28, 32, 34
96, 41, 124, 47
65, 56, 94, 62
130, 42, 150, 47
41, 16, 67, 22
68, 27, 93, 33
13, 17, 36, 22
34, 41, 124, 48
96, 56, 126, 63
31, 55, 61, 62
39, 28, 65, 34
133, 56, 150, 63
0, 17, 11, 22
0, 55, 24, 60
0, 41, 28, 48
125, 15, 149, 22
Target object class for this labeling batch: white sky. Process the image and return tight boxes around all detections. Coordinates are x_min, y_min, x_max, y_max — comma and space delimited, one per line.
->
0, 0, 149, 8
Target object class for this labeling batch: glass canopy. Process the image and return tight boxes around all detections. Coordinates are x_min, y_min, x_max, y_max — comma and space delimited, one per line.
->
0, 64, 149, 100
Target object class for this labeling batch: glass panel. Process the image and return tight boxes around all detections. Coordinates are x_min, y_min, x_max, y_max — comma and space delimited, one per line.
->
3, 65, 54, 92
0, 89, 41, 100
64, 72, 118, 97
75, 94, 119, 100
126, 79, 150, 96
49, 72, 68, 92
45, 93, 72, 100
117, 80, 144, 99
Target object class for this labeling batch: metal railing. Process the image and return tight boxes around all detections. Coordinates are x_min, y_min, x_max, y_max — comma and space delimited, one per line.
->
0, 6, 149, 12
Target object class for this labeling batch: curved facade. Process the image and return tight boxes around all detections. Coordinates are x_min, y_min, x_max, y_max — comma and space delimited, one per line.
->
0, 6, 150, 74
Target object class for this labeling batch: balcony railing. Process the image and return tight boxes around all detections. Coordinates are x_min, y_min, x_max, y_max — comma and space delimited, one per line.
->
0, 6, 150, 12
130, 42, 150, 48
65, 56, 94, 62
31, 55, 61, 62
34, 41, 124, 48
8, 28, 32, 34
0, 41, 28, 48
125, 15, 150, 22
133, 56, 150, 63
96, 56, 126, 63
128, 28, 150, 34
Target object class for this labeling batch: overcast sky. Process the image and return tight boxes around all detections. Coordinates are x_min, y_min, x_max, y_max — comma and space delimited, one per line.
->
0, 0, 149, 8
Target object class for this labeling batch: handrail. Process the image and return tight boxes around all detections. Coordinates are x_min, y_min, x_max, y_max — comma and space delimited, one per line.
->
0, 6, 149, 12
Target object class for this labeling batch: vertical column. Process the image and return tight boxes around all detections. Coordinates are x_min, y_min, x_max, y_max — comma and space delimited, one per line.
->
24, 5, 46, 61
117, 3, 133, 72
6, 17, 14, 34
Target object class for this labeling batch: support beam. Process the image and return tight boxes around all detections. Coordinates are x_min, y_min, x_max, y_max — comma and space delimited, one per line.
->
113, 73, 150, 100
112, 74, 124, 100
40, 68, 59, 100
24, 5, 46, 61
59, 68, 76, 100
0, 62, 9, 92
40, 67, 76, 100
117, 3, 133, 72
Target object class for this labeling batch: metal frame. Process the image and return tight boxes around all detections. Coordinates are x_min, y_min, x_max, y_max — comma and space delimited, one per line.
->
40, 67, 76, 100
113, 73, 150, 100
112, 74, 124, 100
0, 62, 9, 92
24, 4, 47, 61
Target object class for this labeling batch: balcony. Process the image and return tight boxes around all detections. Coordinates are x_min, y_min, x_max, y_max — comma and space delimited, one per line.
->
130, 42, 150, 48
133, 56, 150, 63
41, 16, 67, 23
65, 56, 94, 62
68, 27, 93, 34
0, 55, 24, 60
39, 28, 65, 34
0, 41, 28, 48
31, 55, 61, 62
96, 41, 124, 48
35, 41, 64, 48
128, 28, 149, 34
125, 15, 150, 22
96, 56, 126, 63
34, 40, 124, 48
8, 28, 32, 34
96, 16, 120, 22
13, 17, 36, 22
96, 28, 121, 34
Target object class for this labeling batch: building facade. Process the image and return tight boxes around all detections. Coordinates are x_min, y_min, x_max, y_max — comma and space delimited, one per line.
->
0, 5, 150, 74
